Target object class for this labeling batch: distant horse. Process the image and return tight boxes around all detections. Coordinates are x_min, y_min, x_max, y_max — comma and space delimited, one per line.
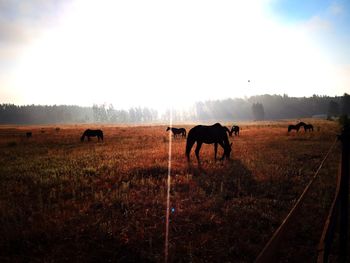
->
231, 125, 240, 136
81, 129, 104, 142
26, 132, 32, 138
304, 124, 314, 132
186, 123, 232, 163
288, 122, 306, 132
166, 127, 186, 138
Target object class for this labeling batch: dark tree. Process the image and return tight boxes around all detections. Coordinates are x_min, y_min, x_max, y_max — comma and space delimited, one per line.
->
341, 93, 350, 115
0, 94, 346, 124
327, 100, 339, 118
252, 102, 265, 120
92, 104, 107, 123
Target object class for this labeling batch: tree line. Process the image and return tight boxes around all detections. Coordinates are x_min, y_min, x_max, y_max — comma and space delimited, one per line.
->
0, 94, 349, 124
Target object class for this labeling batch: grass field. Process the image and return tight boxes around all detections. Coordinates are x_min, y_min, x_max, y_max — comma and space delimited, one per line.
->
0, 120, 341, 262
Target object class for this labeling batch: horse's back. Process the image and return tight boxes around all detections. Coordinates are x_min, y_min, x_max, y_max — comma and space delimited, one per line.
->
188, 124, 226, 143
83, 129, 103, 136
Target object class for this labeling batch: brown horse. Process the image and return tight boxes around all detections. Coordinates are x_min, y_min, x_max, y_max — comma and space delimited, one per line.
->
304, 124, 314, 132
166, 127, 186, 138
288, 122, 306, 132
231, 125, 240, 136
186, 123, 232, 163
81, 129, 104, 142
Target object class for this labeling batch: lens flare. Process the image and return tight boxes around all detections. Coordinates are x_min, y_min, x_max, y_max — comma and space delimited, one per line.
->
165, 108, 172, 263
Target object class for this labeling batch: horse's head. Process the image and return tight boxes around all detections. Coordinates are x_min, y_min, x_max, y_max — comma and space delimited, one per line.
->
166, 127, 170, 131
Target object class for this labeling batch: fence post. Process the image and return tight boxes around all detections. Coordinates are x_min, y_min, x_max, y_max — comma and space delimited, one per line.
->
339, 124, 350, 263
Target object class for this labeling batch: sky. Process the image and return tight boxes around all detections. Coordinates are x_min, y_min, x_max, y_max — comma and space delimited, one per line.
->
0, 0, 349, 111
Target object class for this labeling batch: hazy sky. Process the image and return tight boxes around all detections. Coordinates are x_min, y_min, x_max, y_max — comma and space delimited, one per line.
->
0, 0, 349, 111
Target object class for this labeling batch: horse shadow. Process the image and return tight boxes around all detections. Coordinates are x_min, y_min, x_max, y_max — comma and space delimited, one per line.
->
188, 159, 256, 199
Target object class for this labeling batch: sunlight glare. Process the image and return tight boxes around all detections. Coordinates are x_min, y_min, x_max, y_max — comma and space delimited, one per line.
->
11, 0, 343, 109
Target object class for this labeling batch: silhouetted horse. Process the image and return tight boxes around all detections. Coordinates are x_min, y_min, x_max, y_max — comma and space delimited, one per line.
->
166, 127, 186, 138
81, 129, 103, 142
304, 124, 314, 132
288, 122, 306, 132
186, 123, 232, 163
231, 125, 240, 136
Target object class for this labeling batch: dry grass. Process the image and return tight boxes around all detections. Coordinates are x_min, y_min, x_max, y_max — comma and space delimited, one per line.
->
0, 120, 341, 262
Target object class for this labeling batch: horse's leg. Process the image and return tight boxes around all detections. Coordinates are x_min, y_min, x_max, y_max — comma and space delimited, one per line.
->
186, 138, 196, 162
218, 141, 226, 160
214, 143, 217, 160
195, 142, 203, 164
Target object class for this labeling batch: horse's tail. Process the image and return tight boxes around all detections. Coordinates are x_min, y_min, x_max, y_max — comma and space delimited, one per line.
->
100, 131, 104, 140
183, 129, 187, 138
223, 133, 232, 159
185, 130, 196, 162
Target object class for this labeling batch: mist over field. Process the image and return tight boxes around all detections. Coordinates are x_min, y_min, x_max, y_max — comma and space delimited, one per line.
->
1, 93, 350, 124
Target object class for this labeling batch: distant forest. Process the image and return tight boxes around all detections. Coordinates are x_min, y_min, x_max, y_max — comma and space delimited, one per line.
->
1, 94, 349, 124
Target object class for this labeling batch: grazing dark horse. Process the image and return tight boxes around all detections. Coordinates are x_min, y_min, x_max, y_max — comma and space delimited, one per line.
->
26, 132, 32, 138
186, 123, 232, 163
166, 127, 186, 138
304, 124, 314, 132
81, 129, 104, 142
288, 122, 306, 132
231, 125, 240, 136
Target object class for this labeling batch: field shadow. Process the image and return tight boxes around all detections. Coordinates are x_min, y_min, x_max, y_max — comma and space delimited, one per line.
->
188, 159, 256, 199
129, 165, 169, 180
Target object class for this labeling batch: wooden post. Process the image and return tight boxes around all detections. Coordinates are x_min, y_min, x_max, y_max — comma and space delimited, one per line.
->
339, 124, 350, 263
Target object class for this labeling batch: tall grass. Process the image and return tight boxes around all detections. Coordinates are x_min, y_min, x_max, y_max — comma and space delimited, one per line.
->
0, 120, 341, 262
